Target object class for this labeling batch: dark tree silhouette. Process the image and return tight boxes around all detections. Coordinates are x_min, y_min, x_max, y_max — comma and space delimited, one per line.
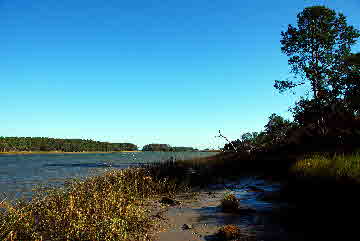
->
275, 6, 359, 103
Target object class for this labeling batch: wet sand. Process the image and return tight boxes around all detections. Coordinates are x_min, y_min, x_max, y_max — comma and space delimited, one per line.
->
150, 189, 256, 241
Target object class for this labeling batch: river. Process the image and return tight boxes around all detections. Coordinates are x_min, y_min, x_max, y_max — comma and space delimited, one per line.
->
0, 151, 217, 201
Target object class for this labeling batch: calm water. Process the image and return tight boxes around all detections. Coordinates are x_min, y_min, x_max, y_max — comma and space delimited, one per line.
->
0, 152, 217, 201
198, 178, 300, 241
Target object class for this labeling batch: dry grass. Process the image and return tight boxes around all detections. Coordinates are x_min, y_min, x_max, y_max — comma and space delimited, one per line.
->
216, 224, 256, 240
0, 167, 184, 241
220, 192, 240, 213
216, 224, 242, 240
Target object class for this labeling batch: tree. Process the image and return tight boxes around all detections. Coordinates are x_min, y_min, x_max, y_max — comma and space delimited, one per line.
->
223, 139, 241, 152
275, 6, 359, 103
264, 114, 294, 146
222, 131, 268, 152
345, 53, 360, 66
142, 144, 173, 152
0, 137, 138, 152
343, 53, 360, 115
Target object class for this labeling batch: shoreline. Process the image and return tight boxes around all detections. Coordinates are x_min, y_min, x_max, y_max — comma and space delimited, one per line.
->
1, 152, 358, 240
0, 150, 142, 155
151, 188, 256, 241
0, 150, 219, 155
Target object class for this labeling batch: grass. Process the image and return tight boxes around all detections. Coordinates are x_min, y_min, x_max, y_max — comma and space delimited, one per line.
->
291, 152, 360, 182
0, 153, 263, 241
3, 150, 359, 240
0, 166, 185, 241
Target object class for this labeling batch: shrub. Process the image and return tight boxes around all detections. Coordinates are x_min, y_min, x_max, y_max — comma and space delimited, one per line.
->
220, 192, 239, 212
216, 224, 242, 240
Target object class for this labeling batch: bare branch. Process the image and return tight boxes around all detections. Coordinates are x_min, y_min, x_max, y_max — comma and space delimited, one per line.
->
216, 130, 238, 152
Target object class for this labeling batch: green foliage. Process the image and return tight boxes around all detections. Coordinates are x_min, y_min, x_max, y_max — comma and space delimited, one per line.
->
223, 113, 295, 152
142, 144, 172, 152
142, 144, 197, 152
291, 153, 360, 181
272, 6, 360, 151
172, 146, 197, 152
0, 137, 138, 152
285, 99, 360, 151
275, 6, 360, 101
345, 53, 360, 66
343, 53, 360, 115
264, 113, 294, 145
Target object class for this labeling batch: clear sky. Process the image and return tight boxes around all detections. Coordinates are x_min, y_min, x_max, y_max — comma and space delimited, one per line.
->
1, 0, 359, 150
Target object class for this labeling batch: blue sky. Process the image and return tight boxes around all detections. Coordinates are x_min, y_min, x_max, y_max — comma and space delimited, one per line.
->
1, 0, 359, 149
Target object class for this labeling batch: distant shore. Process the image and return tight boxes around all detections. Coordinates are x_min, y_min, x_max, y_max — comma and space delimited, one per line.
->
0, 150, 220, 155
0, 150, 142, 155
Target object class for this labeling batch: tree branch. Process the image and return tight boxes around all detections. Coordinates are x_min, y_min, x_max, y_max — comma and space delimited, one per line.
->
216, 130, 238, 152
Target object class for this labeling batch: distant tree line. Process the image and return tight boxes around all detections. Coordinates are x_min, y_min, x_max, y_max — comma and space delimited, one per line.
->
142, 144, 197, 152
0, 137, 138, 152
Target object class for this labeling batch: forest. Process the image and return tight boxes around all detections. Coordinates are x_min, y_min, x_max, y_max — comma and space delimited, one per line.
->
142, 143, 197, 152
0, 137, 138, 152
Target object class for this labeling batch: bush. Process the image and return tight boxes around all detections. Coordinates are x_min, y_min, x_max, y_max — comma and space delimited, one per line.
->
216, 224, 242, 240
220, 192, 239, 212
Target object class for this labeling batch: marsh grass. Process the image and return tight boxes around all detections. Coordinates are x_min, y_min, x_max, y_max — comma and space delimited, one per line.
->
0, 167, 185, 241
144, 152, 262, 188
291, 152, 360, 182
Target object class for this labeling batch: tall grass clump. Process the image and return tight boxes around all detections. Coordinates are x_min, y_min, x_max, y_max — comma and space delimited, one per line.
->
291, 152, 360, 182
0, 167, 185, 241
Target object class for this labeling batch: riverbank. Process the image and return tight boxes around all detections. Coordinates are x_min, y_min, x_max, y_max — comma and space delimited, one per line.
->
0, 170, 261, 241
0, 166, 187, 240
2, 151, 360, 240
0, 150, 217, 155
153, 151, 360, 240
0, 154, 264, 240
151, 188, 257, 241
0, 150, 142, 155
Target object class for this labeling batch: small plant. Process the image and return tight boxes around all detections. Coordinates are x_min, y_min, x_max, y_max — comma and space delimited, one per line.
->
216, 224, 242, 240
220, 192, 239, 212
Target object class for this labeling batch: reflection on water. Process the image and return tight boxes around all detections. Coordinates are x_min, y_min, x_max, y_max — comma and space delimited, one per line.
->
0, 152, 216, 201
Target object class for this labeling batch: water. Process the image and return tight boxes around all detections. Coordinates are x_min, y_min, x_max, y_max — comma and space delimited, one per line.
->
0, 151, 217, 201
197, 178, 302, 241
